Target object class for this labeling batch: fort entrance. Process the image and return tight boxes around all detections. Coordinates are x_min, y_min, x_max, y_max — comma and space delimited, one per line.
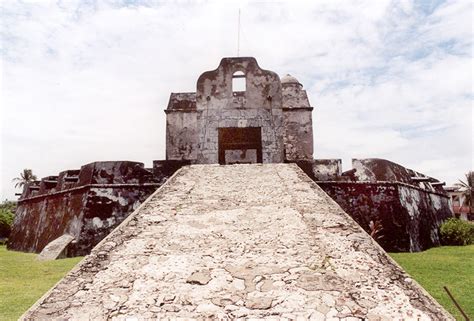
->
218, 127, 262, 165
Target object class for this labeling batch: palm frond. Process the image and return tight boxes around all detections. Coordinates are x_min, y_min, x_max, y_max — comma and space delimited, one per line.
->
455, 180, 469, 188
12, 169, 37, 190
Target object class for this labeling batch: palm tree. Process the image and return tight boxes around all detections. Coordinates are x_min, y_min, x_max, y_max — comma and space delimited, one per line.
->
455, 171, 473, 209
12, 169, 37, 189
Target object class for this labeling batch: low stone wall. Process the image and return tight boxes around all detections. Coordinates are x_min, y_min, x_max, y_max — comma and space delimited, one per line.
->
312, 159, 341, 180
294, 158, 453, 252
317, 181, 452, 252
9, 187, 89, 254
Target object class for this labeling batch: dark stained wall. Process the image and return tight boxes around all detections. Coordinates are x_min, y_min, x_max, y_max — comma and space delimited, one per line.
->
8, 161, 187, 256
195, 57, 284, 164
317, 182, 452, 252
8, 189, 88, 254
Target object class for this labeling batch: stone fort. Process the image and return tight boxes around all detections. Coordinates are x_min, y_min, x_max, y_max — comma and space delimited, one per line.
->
9, 57, 452, 257
11, 57, 456, 319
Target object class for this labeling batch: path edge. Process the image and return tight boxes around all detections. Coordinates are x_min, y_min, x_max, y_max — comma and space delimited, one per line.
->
19, 165, 189, 321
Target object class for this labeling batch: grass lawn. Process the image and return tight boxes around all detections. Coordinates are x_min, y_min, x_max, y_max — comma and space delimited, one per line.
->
0, 245, 471, 320
390, 245, 474, 321
0, 245, 82, 321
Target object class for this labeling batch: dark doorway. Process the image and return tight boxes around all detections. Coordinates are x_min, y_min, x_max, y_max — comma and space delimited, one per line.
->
218, 127, 262, 165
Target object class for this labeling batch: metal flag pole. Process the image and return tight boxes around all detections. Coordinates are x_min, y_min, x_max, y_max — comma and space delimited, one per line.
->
237, 8, 240, 57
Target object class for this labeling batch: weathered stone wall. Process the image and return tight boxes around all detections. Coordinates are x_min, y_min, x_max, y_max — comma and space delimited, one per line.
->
74, 186, 157, 256
352, 158, 445, 193
281, 75, 314, 161
9, 188, 89, 254
294, 158, 453, 252
282, 109, 313, 161
312, 159, 342, 180
165, 93, 198, 161
8, 161, 185, 256
153, 160, 191, 182
165, 57, 314, 164
281, 77, 310, 109
195, 57, 284, 164
317, 182, 452, 252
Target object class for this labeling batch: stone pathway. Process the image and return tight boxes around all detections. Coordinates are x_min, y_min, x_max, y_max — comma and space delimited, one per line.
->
23, 164, 453, 320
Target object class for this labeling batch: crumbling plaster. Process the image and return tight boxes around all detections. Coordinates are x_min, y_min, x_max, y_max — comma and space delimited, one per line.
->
196, 57, 284, 164
165, 57, 314, 164
311, 158, 452, 252
8, 161, 184, 256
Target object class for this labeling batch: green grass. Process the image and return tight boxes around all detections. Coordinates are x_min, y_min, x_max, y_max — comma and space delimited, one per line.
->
390, 245, 474, 320
0, 245, 472, 320
0, 245, 82, 321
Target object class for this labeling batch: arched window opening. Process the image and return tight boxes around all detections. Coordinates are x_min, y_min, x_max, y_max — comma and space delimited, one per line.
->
232, 71, 246, 92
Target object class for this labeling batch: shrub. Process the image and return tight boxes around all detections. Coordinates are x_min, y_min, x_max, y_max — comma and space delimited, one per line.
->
0, 200, 16, 239
440, 218, 474, 246
0, 209, 14, 238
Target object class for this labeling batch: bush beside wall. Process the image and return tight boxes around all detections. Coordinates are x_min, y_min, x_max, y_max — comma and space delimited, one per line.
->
440, 218, 474, 246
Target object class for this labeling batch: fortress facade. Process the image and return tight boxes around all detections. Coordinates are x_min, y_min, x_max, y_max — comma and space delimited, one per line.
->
165, 57, 313, 164
8, 57, 452, 256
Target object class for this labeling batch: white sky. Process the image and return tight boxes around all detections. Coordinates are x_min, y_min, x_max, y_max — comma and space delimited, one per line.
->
1, 0, 473, 200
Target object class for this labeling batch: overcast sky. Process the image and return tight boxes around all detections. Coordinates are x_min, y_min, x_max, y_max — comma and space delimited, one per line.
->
1, 0, 472, 200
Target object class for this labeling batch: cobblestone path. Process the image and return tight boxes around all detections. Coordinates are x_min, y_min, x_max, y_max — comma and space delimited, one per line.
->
23, 164, 452, 320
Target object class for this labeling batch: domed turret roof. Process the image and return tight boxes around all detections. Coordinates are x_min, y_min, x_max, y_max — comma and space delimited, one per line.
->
281, 74, 302, 86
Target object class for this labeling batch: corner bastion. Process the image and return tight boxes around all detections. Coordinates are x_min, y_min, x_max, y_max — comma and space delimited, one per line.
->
8, 160, 188, 256
304, 158, 452, 252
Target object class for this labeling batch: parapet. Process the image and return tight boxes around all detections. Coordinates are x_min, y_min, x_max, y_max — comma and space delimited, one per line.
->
352, 158, 446, 193
196, 57, 282, 110
19, 161, 158, 201
166, 93, 196, 113
308, 158, 446, 195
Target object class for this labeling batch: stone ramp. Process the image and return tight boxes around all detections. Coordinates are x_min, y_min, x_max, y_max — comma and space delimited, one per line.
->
22, 164, 453, 320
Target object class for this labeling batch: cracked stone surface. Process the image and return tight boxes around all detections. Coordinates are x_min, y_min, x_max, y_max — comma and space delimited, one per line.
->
22, 164, 453, 320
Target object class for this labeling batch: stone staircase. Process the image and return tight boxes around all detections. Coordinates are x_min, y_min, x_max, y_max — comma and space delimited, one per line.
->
22, 164, 453, 320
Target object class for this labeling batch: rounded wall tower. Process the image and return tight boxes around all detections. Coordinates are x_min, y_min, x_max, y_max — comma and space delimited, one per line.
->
281, 74, 314, 161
